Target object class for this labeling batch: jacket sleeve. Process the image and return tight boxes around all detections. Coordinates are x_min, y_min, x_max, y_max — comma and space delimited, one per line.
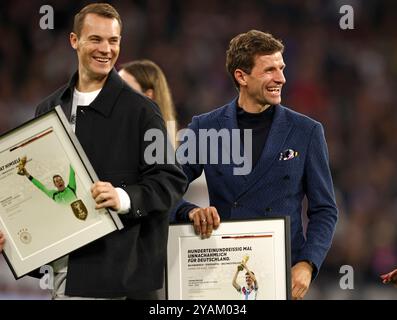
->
170, 115, 205, 222
122, 113, 188, 220
30, 176, 56, 200
68, 165, 76, 194
299, 123, 338, 277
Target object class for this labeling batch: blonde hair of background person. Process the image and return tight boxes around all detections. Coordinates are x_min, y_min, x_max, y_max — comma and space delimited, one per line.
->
119, 60, 177, 147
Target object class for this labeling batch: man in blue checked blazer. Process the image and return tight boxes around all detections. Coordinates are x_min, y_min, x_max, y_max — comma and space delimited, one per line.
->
172, 30, 338, 300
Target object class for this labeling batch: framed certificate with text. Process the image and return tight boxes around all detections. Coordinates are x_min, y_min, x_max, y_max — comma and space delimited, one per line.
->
167, 217, 291, 300
0, 106, 123, 278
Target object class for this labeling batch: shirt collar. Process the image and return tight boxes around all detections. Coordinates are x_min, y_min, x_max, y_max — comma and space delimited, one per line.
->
60, 68, 123, 118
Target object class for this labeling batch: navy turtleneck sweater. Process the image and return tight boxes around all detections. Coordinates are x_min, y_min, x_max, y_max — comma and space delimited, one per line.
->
236, 104, 275, 169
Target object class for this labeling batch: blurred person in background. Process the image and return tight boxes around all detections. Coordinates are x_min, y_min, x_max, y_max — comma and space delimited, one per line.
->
172, 30, 338, 300
119, 59, 177, 147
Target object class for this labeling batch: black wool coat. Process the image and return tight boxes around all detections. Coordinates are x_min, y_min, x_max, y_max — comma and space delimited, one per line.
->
36, 69, 187, 298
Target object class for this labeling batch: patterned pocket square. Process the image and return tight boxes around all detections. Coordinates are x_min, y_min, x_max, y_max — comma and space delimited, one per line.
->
279, 149, 299, 161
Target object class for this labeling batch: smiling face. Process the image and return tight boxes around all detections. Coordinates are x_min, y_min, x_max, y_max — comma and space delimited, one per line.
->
70, 13, 121, 89
245, 274, 253, 287
237, 51, 286, 109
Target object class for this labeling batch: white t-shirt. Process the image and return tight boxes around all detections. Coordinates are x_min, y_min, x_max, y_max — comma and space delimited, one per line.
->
70, 88, 101, 131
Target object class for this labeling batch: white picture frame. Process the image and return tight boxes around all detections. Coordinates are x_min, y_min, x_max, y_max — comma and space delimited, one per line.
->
0, 106, 123, 278
167, 217, 291, 300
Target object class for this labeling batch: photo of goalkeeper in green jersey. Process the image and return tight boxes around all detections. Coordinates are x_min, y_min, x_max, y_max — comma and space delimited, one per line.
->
17, 156, 88, 220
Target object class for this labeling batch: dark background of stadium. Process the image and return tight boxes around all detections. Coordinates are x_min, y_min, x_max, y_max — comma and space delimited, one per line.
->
1, 0, 396, 299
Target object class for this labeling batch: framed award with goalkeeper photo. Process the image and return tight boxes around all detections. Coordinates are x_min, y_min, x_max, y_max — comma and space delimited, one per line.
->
166, 217, 291, 300
0, 106, 123, 279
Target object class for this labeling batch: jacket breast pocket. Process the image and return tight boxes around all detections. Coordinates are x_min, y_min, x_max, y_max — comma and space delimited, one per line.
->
273, 159, 297, 170
270, 158, 302, 179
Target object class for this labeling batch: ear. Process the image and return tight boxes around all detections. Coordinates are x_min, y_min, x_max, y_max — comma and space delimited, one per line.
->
70, 32, 78, 50
144, 89, 154, 100
234, 69, 247, 87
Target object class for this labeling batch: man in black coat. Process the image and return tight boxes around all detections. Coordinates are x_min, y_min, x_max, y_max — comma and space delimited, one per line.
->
24, 3, 186, 299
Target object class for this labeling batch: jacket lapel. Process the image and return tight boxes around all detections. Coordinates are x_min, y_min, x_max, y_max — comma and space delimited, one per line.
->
216, 99, 239, 177
55, 72, 78, 121
237, 105, 293, 198
90, 69, 123, 117
60, 100, 72, 120
217, 98, 239, 131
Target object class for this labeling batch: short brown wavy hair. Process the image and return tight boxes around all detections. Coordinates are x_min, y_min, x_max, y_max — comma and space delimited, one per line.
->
226, 30, 284, 89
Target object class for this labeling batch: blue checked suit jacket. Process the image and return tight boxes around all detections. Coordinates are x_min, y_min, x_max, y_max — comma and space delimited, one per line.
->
172, 98, 338, 276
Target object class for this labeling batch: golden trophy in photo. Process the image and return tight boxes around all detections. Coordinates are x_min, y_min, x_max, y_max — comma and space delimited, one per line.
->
17, 156, 27, 175
238, 255, 249, 271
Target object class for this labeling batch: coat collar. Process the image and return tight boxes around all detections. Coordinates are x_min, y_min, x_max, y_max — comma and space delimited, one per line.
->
59, 68, 123, 118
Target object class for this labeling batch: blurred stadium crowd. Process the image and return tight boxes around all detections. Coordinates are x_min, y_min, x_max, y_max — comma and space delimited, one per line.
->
1, 0, 397, 299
